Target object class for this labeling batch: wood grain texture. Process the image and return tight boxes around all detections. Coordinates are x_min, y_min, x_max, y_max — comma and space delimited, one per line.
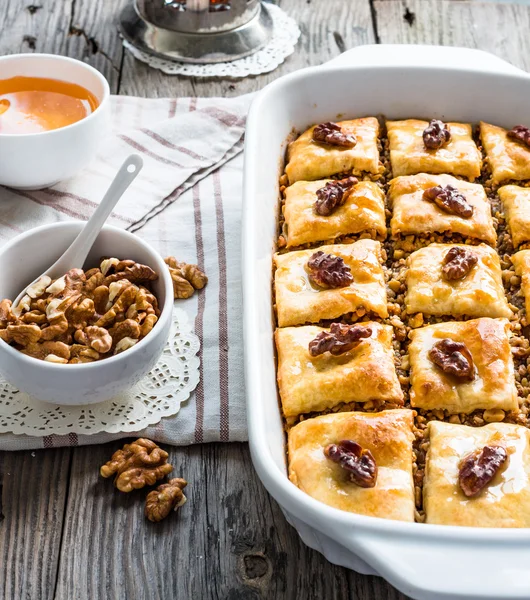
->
54, 442, 375, 600
0, 448, 72, 600
375, 0, 530, 72
119, 0, 377, 97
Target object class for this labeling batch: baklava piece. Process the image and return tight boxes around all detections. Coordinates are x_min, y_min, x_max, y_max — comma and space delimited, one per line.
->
408, 318, 518, 414
499, 185, 530, 249
288, 409, 415, 521
282, 179, 386, 248
389, 173, 496, 245
512, 249, 530, 315
285, 118, 381, 184
387, 119, 482, 180
424, 421, 530, 527
275, 323, 403, 418
405, 243, 512, 319
273, 240, 387, 327
480, 122, 530, 185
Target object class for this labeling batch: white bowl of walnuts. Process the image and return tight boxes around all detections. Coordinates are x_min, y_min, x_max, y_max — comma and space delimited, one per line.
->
0, 221, 174, 405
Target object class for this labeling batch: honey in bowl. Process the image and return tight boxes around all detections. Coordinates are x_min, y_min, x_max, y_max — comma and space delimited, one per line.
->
0, 76, 99, 134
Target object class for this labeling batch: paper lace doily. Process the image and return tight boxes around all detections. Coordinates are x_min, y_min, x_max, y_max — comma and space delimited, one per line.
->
122, 3, 300, 78
0, 308, 199, 436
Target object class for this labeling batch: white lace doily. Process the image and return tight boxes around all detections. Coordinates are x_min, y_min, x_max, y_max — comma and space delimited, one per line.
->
0, 308, 200, 436
122, 3, 300, 78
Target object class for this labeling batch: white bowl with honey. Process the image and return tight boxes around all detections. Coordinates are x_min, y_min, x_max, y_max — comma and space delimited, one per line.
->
0, 53, 110, 189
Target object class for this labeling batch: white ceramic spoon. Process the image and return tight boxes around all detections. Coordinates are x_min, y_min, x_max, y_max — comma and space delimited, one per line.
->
13, 154, 143, 307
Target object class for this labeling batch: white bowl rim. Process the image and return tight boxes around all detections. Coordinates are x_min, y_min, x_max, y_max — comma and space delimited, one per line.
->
0, 53, 110, 139
0, 221, 173, 370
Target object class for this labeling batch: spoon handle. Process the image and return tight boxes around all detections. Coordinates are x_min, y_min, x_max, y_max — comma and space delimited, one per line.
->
61, 154, 143, 269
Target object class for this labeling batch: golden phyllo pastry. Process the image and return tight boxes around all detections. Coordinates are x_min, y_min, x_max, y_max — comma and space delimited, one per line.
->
512, 249, 530, 315
288, 409, 415, 521
282, 179, 386, 247
387, 119, 482, 180
273, 240, 387, 327
405, 243, 511, 319
424, 421, 530, 527
285, 118, 381, 184
480, 122, 530, 185
408, 318, 518, 414
275, 323, 403, 417
388, 174, 496, 244
498, 185, 530, 248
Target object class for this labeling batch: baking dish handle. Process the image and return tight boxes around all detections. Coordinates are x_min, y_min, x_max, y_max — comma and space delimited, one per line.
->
339, 528, 530, 600
323, 44, 526, 76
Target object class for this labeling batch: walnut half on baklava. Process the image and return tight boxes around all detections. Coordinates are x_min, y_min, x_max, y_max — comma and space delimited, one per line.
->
285, 118, 381, 184
282, 179, 386, 247
424, 421, 530, 527
275, 323, 403, 418
405, 243, 512, 319
273, 240, 388, 327
387, 119, 482, 180
408, 318, 518, 414
288, 409, 415, 521
388, 174, 496, 245
480, 122, 530, 185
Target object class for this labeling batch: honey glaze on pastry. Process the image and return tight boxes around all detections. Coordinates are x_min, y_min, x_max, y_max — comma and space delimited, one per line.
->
275, 323, 403, 417
285, 118, 381, 184
408, 318, 518, 414
480, 122, 530, 185
282, 179, 386, 247
273, 240, 388, 327
387, 119, 482, 180
424, 421, 530, 527
288, 409, 415, 521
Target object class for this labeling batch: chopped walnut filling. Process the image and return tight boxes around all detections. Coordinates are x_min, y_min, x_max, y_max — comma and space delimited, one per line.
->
312, 122, 357, 148
306, 251, 353, 289
441, 247, 478, 281
423, 185, 474, 218
428, 338, 475, 381
308, 323, 372, 357
422, 119, 451, 149
0, 259, 160, 363
458, 445, 508, 497
324, 440, 378, 488
314, 177, 358, 216
507, 125, 530, 148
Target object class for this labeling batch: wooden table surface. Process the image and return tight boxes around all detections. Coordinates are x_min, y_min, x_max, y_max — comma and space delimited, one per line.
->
1, 0, 530, 598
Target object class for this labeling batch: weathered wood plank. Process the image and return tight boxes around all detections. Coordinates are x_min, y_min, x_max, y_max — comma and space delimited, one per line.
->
0, 448, 71, 600
375, 0, 530, 72
119, 0, 377, 97
55, 442, 371, 600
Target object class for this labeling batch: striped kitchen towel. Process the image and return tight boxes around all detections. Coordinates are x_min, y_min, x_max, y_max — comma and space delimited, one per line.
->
0, 93, 252, 450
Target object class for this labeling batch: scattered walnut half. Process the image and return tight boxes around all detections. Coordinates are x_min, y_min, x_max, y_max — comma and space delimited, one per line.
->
145, 478, 187, 522
314, 176, 358, 216
422, 119, 451, 149
324, 440, 378, 488
100, 438, 173, 492
423, 185, 474, 218
309, 323, 372, 357
458, 445, 508, 497
312, 122, 357, 148
428, 338, 475, 381
442, 247, 478, 281
306, 251, 353, 289
507, 125, 530, 148
164, 257, 208, 300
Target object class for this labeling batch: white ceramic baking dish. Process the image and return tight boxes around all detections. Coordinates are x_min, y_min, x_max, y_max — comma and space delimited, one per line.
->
242, 45, 530, 600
